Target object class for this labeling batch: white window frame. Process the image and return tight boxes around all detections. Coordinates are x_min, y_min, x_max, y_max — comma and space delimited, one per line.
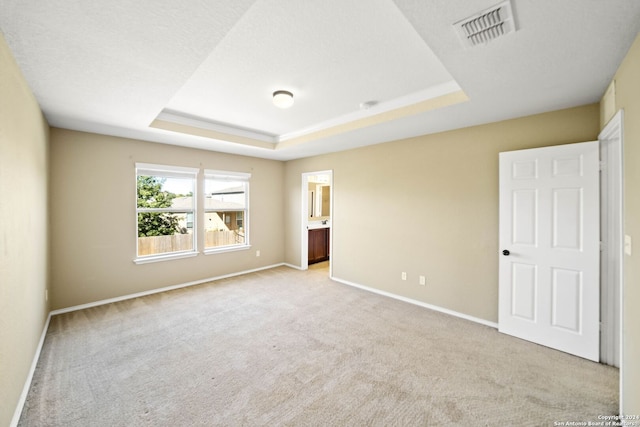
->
134, 163, 199, 264
203, 169, 251, 254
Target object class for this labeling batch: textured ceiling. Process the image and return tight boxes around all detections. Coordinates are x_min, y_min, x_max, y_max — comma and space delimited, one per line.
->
1, 0, 640, 160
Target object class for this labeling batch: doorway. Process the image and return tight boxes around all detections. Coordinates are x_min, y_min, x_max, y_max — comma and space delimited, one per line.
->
498, 111, 624, 412
301, 170, 333, 275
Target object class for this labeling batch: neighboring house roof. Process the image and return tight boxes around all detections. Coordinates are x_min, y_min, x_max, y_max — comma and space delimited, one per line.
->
210, 185, 244, 195
171, 197, 244, 210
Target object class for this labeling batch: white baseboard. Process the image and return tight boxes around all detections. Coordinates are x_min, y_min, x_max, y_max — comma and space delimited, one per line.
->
282, 262, 304, 270
11, 312, 52, 427
51, 263, 287, 316
331, 276, 498, 329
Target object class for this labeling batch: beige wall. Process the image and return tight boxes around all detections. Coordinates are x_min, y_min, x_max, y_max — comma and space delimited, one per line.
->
285, 104, 600, 323
604, 32, 640, 414
49, 129, 285, 309
0, 33, 50, 427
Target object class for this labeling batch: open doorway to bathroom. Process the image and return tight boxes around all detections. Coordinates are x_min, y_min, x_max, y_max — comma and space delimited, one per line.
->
301, 171, 333, 276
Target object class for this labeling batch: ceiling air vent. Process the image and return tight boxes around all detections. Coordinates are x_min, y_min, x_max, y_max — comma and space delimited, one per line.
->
454, 0, 516, 48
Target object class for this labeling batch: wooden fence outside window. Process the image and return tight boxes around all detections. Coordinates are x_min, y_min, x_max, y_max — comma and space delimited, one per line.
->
138, 230, 243, 256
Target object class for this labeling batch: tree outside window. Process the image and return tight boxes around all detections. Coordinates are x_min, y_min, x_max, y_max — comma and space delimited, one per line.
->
135, 164, 197, 259
137, 176, 180, 237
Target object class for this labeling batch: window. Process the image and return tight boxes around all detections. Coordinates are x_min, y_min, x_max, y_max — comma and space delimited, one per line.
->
204, 170, 250, 252
135, 163, 198, 262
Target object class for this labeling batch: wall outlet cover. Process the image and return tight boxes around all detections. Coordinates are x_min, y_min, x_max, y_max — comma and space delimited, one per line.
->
625, 235, 632, 256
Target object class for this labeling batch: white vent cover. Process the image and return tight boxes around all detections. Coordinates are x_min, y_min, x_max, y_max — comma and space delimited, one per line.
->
454, 0, 516, 48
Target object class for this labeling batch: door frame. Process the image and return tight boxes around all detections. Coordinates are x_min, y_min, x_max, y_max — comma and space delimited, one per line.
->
300, 170, 333, 274
598, 110, 624, 412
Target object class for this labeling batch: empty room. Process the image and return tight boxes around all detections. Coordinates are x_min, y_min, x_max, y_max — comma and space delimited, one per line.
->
2, 1, 640, 425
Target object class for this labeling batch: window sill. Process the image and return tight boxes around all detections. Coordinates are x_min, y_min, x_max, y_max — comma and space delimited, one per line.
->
133, 251, 199, 265
204, 244, 252, 256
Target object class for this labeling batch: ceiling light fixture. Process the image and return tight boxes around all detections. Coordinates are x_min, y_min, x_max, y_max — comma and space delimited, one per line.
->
273, 90, 294, 108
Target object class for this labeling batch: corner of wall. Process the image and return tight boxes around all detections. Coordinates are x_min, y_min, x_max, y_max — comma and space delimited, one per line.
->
0, 32, 51, 427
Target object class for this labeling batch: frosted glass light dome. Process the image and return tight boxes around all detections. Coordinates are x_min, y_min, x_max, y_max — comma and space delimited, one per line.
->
272, 90, 294, 108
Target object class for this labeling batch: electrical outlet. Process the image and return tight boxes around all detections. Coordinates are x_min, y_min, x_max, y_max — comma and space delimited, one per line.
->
625, 235, 632, 256
45, 289, 48, 302
419, 276, 426, 286
401, 272, 407, 281
256, 250, 261, 257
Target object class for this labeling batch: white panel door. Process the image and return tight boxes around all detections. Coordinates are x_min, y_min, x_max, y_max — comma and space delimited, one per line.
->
499, 141, 600, 361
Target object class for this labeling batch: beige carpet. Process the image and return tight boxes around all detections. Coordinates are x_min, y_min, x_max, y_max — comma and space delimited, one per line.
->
19, 265, 618, 426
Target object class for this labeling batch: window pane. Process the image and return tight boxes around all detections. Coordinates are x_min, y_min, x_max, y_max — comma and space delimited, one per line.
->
137, 175, 194, 209
205, 211, 246, 248
137, 212, 194, 256
136, 171, 195, 258
203, 171, 249, 251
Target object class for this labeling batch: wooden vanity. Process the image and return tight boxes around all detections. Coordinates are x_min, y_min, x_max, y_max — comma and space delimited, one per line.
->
308, 226, 330, 264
